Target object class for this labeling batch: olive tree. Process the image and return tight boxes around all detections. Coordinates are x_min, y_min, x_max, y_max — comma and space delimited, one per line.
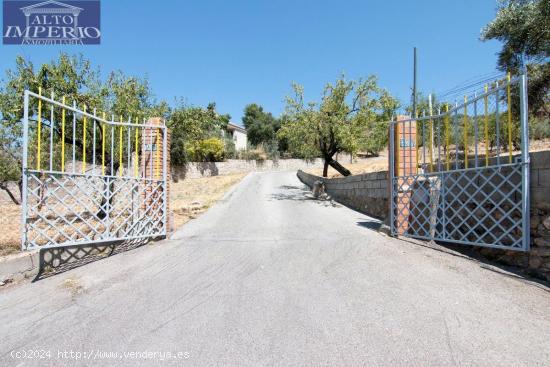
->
481, 0, 550, 114
278, 75, 399, 177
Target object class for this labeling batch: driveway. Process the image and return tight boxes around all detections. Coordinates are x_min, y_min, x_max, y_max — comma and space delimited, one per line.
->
1, 171, 549, 366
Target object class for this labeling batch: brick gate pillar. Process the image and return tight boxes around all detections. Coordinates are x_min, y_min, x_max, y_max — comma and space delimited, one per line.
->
393, 115, 417, 235
141, 118, 172, 236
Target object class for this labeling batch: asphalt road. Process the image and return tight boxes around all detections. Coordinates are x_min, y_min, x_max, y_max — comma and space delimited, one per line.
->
1, 171, 550, 366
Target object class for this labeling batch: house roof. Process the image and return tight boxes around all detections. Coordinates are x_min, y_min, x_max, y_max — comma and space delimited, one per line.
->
20, 0, 83, 11
226, 123, 246, 133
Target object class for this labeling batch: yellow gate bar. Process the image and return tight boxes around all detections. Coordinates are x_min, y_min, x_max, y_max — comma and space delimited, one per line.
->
155, 127, 161, 179
484, 85, 489, 167
506, 72, 512, 163
463, 96, 468, 169
428, 104, 433, 172
415, 112, 419, 170
445, 104, 450, 171
119, 116, 123, 176
102, 112, 106, 176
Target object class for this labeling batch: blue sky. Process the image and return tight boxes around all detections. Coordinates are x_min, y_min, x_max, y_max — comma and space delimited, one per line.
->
1, 0, 503, 125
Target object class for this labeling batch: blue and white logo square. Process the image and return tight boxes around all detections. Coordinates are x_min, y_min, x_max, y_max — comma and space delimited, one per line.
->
3, 0, 100, 45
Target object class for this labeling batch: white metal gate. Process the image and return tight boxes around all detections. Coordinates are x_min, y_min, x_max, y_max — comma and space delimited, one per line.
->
21, 90, 167, 250
389, 72, 530, 251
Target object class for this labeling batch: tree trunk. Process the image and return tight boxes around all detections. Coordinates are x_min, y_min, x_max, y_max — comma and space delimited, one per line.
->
328, 158, 351, 176
0, 181, 21, 205
322, 160, 329, 177
322, 155, 351, 177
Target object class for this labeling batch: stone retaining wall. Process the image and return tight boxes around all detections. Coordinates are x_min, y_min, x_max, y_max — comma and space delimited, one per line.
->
486, 151, 550, 281
297, 170, 389, 219
172, 158, 328, 180
171, 153, 358, 180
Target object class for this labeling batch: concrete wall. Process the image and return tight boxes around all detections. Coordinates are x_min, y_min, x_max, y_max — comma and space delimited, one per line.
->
172, 158, 326, 180
297, 170, 389, 219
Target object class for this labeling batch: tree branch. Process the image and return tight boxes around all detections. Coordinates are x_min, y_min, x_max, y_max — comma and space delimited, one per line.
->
0, 181, 21, 205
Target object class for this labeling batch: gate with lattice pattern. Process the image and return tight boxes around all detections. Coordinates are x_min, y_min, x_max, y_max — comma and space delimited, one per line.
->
21, 90, 167, 250
389, 72, 530, 251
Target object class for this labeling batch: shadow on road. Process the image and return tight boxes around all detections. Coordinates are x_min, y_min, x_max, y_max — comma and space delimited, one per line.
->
356, 220, 382, 231
270, 185, 341, 208
34, 238, 151, 281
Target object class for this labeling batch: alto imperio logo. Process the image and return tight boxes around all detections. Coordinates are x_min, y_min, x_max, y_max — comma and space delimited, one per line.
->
3, 0, 100, 45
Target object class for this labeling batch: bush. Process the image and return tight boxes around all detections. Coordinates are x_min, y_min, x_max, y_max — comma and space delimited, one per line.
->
263, 140, 280, 161
237, 147, 268, 161
530, 116, 550, 140
223, 135, 237, 159
187, 138, 225, 162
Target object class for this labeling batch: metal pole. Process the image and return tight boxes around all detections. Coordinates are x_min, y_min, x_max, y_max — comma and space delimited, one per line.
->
20, 91, 30, 251
422, 111, 426, 169
111, 115, 114, 175
454, 102, 459, 170
495, 82, 501, 166
428, 94, 434, 172
413, 47, 417, 118
72, 100, 76, 174
473, 93, 479, 167
519, 62, 530, 251
437, 107, 442, 172
49, 91, 54, 171
127, 117, 131, 176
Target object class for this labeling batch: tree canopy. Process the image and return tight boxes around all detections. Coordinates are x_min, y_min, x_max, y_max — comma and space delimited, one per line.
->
241, 104, 280, 146
481, 0, 550, 113
168, 102, 230, 165
278, 75, 399, 177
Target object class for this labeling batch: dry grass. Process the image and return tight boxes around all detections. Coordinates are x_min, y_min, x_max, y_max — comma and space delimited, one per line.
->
62, 278, 85, 297
0, 205, 22, 256
307, 139, 550, 179
306, 153, 389, 178
171, 172, 247, 229
0, 172, 247, 257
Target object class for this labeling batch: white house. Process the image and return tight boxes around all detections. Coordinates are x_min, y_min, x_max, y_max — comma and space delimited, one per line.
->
226, 123, 247, 151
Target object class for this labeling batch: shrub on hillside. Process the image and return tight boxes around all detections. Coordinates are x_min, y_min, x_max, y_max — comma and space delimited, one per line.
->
530, 117, 550, 140
237, 147, 267, 161
223, 135, 237, 159
187, 138, 225, 162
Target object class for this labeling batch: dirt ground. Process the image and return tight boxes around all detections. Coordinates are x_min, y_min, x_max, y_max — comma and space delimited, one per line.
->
0, 173, 247, 257
306, 153, 389, 178
0, 205, 21, 257
307, 138, 550, 179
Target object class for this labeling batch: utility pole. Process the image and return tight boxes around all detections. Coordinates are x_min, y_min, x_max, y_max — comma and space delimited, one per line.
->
412, 47, 417, 118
